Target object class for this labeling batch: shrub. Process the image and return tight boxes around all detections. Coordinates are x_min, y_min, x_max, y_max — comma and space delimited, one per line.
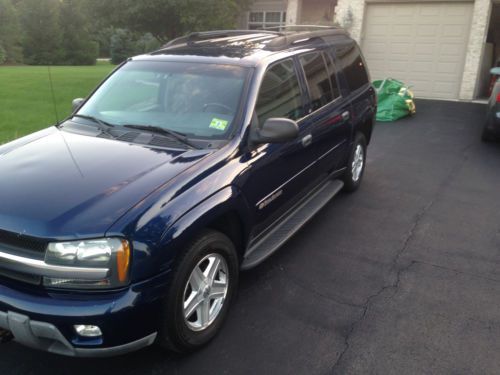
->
136, 33, 162, 54
0, 44, 6, 65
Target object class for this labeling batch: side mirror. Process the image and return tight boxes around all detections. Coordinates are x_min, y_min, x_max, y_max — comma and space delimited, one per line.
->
490, 67, 500, 76
72, 98, 85, 112
251, 118, 299, 145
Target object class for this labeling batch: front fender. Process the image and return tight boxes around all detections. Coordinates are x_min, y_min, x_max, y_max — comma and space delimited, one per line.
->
121, 185, 251, 282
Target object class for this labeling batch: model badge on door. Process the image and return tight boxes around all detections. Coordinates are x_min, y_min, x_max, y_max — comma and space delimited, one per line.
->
258, 190, 283, 210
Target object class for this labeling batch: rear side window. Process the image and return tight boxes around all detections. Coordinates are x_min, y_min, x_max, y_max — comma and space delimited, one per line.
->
299, 52, 333, 111
336, 43, 369, 92
323, 53, 341, 99
256, 59, 304, 125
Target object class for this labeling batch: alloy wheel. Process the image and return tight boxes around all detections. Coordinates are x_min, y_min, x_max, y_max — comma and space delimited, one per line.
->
183, 253, 229, 332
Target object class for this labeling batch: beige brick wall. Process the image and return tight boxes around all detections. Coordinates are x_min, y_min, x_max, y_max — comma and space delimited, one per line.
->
333, 0, 365, 42
460, 0, 491, 100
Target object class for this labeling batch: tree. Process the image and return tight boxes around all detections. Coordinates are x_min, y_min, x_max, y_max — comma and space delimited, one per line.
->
88, 0, 251, 44
59, 0, 98, 65
0, 0, 23, 63
110, 28, 138, 64
19, 0, 62, 65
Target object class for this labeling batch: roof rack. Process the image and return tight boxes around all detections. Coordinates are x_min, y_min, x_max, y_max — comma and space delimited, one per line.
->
163, 30, 283, 48
159, 27, 348, 52
263, 25, 340, 32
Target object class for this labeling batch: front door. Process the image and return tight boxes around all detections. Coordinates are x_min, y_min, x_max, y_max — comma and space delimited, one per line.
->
241, 58, 320, 237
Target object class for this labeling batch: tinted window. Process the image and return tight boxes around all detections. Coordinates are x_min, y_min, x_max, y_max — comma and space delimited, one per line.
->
299, 52, 333, 111
336, 43, 369, 92
323, 52, 341, 99
256, 59, 303, 125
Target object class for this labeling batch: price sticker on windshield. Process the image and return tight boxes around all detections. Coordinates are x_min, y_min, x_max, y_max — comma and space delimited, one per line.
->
209, 118, 229, 131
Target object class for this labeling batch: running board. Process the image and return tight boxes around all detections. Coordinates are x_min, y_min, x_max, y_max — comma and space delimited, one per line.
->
241, 179, 344, 270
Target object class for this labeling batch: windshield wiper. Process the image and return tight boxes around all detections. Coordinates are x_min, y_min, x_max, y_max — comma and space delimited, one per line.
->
123, 124, 199, 149
72, 114, 116, 137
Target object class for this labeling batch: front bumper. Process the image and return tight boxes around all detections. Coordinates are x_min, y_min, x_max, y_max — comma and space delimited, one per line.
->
0, 270, 170, 357
0, 311, 156, 357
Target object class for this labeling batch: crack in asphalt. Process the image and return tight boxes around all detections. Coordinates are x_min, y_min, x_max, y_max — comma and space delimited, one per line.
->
279, 267, 365, 309
414, 260, 500, 284
330, 142, 475, 374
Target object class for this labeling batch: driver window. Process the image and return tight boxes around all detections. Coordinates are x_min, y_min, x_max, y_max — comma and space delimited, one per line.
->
255, 59, 303, 126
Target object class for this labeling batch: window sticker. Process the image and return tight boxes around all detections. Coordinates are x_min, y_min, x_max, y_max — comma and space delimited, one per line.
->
209, 118, 229, 131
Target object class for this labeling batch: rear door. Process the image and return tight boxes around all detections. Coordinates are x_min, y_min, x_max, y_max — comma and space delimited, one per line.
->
297, 50, 352, 173
332, 40, 376, 154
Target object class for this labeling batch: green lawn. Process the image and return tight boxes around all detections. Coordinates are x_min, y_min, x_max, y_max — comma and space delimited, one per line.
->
0, 64, 114, 144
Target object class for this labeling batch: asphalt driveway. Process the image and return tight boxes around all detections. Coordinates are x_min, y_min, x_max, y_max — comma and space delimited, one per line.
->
1, 99, 500, 374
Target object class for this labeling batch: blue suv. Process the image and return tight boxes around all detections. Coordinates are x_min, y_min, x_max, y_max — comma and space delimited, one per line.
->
0, 27, 376, 356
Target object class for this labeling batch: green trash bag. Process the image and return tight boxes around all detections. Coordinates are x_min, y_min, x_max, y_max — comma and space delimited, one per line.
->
373, 78, 416, 122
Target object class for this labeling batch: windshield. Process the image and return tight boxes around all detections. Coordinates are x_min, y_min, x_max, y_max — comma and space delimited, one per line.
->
77, 61, 249, 139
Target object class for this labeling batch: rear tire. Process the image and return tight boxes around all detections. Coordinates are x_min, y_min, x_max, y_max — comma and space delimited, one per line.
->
481, 126, 496, 143
157, 230, 239, 353
342, 133, 367, 193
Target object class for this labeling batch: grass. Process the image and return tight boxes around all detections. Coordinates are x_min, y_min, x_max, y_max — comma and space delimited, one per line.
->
0, 63, 114, 144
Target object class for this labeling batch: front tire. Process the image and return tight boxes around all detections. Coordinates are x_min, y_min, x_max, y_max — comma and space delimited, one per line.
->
157, 230, 239, 353
342, 133, 367, 192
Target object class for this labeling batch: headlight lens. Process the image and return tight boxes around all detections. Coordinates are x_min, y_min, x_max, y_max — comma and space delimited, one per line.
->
43, 238, 130, 289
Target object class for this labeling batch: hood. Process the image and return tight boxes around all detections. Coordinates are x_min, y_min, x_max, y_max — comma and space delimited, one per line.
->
0, 127, 211, 239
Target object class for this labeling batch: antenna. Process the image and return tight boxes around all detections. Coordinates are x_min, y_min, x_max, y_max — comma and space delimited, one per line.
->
47, 65, 60, 125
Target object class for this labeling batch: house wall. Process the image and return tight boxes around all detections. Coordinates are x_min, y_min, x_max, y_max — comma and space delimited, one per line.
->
300, 0, 337, 24
238, 0, 288, 28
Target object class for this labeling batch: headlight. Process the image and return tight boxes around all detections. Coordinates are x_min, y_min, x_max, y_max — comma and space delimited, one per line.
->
43, 238, 130, 289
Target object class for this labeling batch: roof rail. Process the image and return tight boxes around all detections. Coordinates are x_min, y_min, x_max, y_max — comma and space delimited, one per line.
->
163, 30, 282, 48
264, 25, 340, 32
265, 28, 348, 50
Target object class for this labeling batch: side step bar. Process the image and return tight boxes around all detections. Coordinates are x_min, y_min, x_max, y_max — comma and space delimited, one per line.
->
241, 179, 344, 270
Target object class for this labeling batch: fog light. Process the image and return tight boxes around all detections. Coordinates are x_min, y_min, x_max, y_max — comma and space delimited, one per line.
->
74, 325, 102, 337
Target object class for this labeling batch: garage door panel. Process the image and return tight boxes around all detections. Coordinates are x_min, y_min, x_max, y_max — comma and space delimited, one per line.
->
442, 24, 468, 37
414, 62, 433, 73
419, 4, 443, 16
361, 2, 472, 99
365, 24, 390, 36
417, 25, 439, 37
393, 24, 414, 36
440, 43, 463, 55
391, 43, 411, 55
437, 62, 461, 74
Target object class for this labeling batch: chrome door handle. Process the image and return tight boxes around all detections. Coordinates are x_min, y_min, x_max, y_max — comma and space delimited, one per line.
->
342, 111, 350, 121
302, 134, 312, 147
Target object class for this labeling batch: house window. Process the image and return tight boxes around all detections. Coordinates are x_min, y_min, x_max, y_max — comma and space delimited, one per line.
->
248, 11, 287, 30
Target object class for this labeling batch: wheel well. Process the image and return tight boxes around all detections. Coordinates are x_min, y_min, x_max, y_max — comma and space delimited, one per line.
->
206, 212, 245, 262
358, 117, 373, 145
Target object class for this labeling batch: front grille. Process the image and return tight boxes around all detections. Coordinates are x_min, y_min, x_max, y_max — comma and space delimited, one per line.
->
0, 229, 48, 253
0, 268, 41, 286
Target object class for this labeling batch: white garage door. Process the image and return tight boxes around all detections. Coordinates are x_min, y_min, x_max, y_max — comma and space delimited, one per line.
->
361, 2, 473, 99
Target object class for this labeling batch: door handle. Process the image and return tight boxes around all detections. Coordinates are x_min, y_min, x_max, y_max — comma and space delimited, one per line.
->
342, 111, 350, 121
301, 134, 312, 147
